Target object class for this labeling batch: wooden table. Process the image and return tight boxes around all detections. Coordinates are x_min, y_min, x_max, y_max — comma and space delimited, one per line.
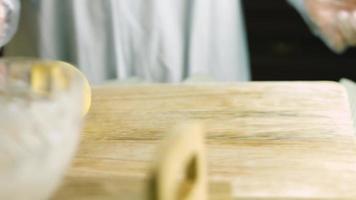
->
53, 82, 356, 200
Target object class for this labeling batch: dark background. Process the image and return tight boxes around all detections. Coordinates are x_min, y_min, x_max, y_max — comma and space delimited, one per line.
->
243, 0, 356, 81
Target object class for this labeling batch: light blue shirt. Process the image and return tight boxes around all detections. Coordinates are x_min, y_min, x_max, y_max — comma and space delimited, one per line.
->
6, 0, 250, 84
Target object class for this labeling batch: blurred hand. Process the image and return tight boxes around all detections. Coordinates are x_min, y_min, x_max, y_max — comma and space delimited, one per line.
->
0, 0, 19, 47
302, 0, 356, 53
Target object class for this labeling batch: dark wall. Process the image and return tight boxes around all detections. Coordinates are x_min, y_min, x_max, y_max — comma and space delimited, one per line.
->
243, 0, 356, 81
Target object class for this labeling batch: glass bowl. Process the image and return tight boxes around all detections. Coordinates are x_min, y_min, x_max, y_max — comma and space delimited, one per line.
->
0, 58, 85, 200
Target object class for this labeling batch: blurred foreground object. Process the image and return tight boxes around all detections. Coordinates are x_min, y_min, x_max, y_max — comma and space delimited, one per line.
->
0, 58, 87, 200
151, 122, 207, 200
289, 0, 356, 53
30, 61, 91, 115
0, 0, 19, 47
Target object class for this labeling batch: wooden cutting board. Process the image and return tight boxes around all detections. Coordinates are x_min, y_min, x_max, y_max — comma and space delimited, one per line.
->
52, 82, 356, 200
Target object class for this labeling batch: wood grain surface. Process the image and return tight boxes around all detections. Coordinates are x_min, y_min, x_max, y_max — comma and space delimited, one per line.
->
52, 82, 356, 200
